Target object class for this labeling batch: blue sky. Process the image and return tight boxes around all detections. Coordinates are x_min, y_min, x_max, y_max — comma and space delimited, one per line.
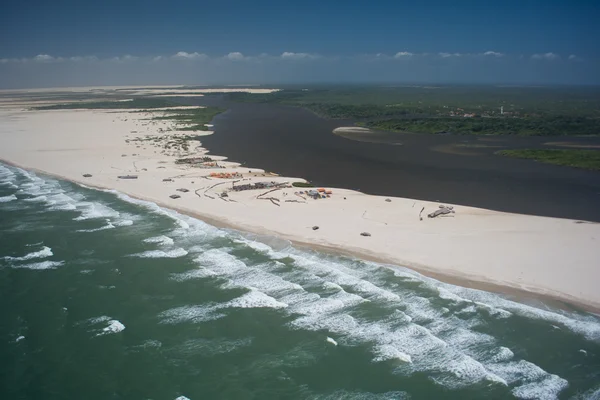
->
1, 0, 598, 87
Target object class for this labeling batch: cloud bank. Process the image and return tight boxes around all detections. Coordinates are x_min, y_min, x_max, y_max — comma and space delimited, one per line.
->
0, 50, 596, 88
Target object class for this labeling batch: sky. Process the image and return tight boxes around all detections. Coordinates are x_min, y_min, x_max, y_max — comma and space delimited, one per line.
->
1, 0, 599, 88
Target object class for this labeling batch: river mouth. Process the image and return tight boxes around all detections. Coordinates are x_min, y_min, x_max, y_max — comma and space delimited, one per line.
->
177, 96, 600, 222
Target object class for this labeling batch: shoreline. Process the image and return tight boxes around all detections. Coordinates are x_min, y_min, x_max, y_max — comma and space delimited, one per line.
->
0, 100, 599, 314
2, 157, 598, 315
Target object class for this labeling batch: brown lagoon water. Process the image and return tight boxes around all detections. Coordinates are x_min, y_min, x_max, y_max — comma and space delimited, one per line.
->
190, 96, 600, 222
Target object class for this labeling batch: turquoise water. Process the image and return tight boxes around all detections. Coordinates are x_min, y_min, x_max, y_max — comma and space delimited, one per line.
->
1, 163, 599, 400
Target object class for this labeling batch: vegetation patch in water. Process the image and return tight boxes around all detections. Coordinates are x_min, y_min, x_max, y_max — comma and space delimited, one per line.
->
496, 149, 600, 170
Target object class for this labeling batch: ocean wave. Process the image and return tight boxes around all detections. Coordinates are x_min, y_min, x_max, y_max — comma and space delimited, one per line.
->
98, 320, 125, 336
12, 260, 65, 270
0, 194, 17, 203
76, 221, 116, 233
114, 219, 133, 227
307, 390, 410, 400
83, 316, 125, 336
222, 289, 288, 309
129, 248, 188, 258
0, 181, 18, 189
3, 246, 53, 261
74, 202, 120, 221
143, 235, 175, 246
107, 190, 226, 240
158, 303, 225, 324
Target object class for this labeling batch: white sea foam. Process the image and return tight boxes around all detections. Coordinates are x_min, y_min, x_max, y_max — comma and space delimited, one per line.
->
135, 339, 162, 349
114, 219, 133, 226
174, 396, 190, 400
87, 316, 111, 324
222, 290, 288, 309
130, 248, 188, 258
16, 336, 25, 342
74, 202, 120, 221
372, 344, 411, 363
0, 194, 17, 203
417, 275, 600, 341
49, 202, 77, 211
23, 195, 47, 202
170, 268, 219, 281
12, 260, 64, 270
3, 246, 53, 261
99, 320, 125, 335
159, 304, 225, 324
0, 165, 15, 178
76, 222, 115, 233
307, 390, 410, 400
570, 386, 600, 400
187, 244, 574, 393
0, 181, 18, 189
143, 235, 175, 246
511, 374, 569, 399
326, 337, 338, 346
107, 190, 226, 239
491, 347, 515, 363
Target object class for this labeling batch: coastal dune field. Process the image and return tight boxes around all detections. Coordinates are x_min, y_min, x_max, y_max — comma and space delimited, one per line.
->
0, 88, 599, 312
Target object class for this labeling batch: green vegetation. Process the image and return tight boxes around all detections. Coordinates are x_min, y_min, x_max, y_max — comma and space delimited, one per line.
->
365, 116, 600, 136
33, 98, 176, 110
226, 86, 600, 136
151, 107, 225, 131
496, 149, 600, 170
292, 181, 313, 188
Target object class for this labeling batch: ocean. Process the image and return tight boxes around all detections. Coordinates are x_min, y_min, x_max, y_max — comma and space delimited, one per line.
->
1, 162, 599, 400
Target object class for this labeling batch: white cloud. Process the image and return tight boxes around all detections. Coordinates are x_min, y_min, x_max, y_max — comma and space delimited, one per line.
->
531, 52, 559, 60
110, 55, 139, 63
172, 51, 207, 60
69, 56, 98, 62
394, 51, 413, 58
280, 52, 316, 60
33, 54, 60, 63
483, 51, 503, 57
439, 52, 461, 58
226, 52, 245, 61
568, 54, 582, 62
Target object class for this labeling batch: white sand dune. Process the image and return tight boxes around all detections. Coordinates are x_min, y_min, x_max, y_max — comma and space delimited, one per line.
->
0, 94, 599, 312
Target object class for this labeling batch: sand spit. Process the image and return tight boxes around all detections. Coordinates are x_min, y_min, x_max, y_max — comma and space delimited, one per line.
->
333, 127, 374, 134
1, 96, 599, 312
0, 85, 280, 95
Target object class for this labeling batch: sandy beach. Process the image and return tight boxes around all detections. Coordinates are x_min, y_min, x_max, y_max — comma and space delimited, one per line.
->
1, 89, 599, 312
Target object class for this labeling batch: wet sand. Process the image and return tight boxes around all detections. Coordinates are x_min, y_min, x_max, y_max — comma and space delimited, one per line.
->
192, 97, 600, 222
